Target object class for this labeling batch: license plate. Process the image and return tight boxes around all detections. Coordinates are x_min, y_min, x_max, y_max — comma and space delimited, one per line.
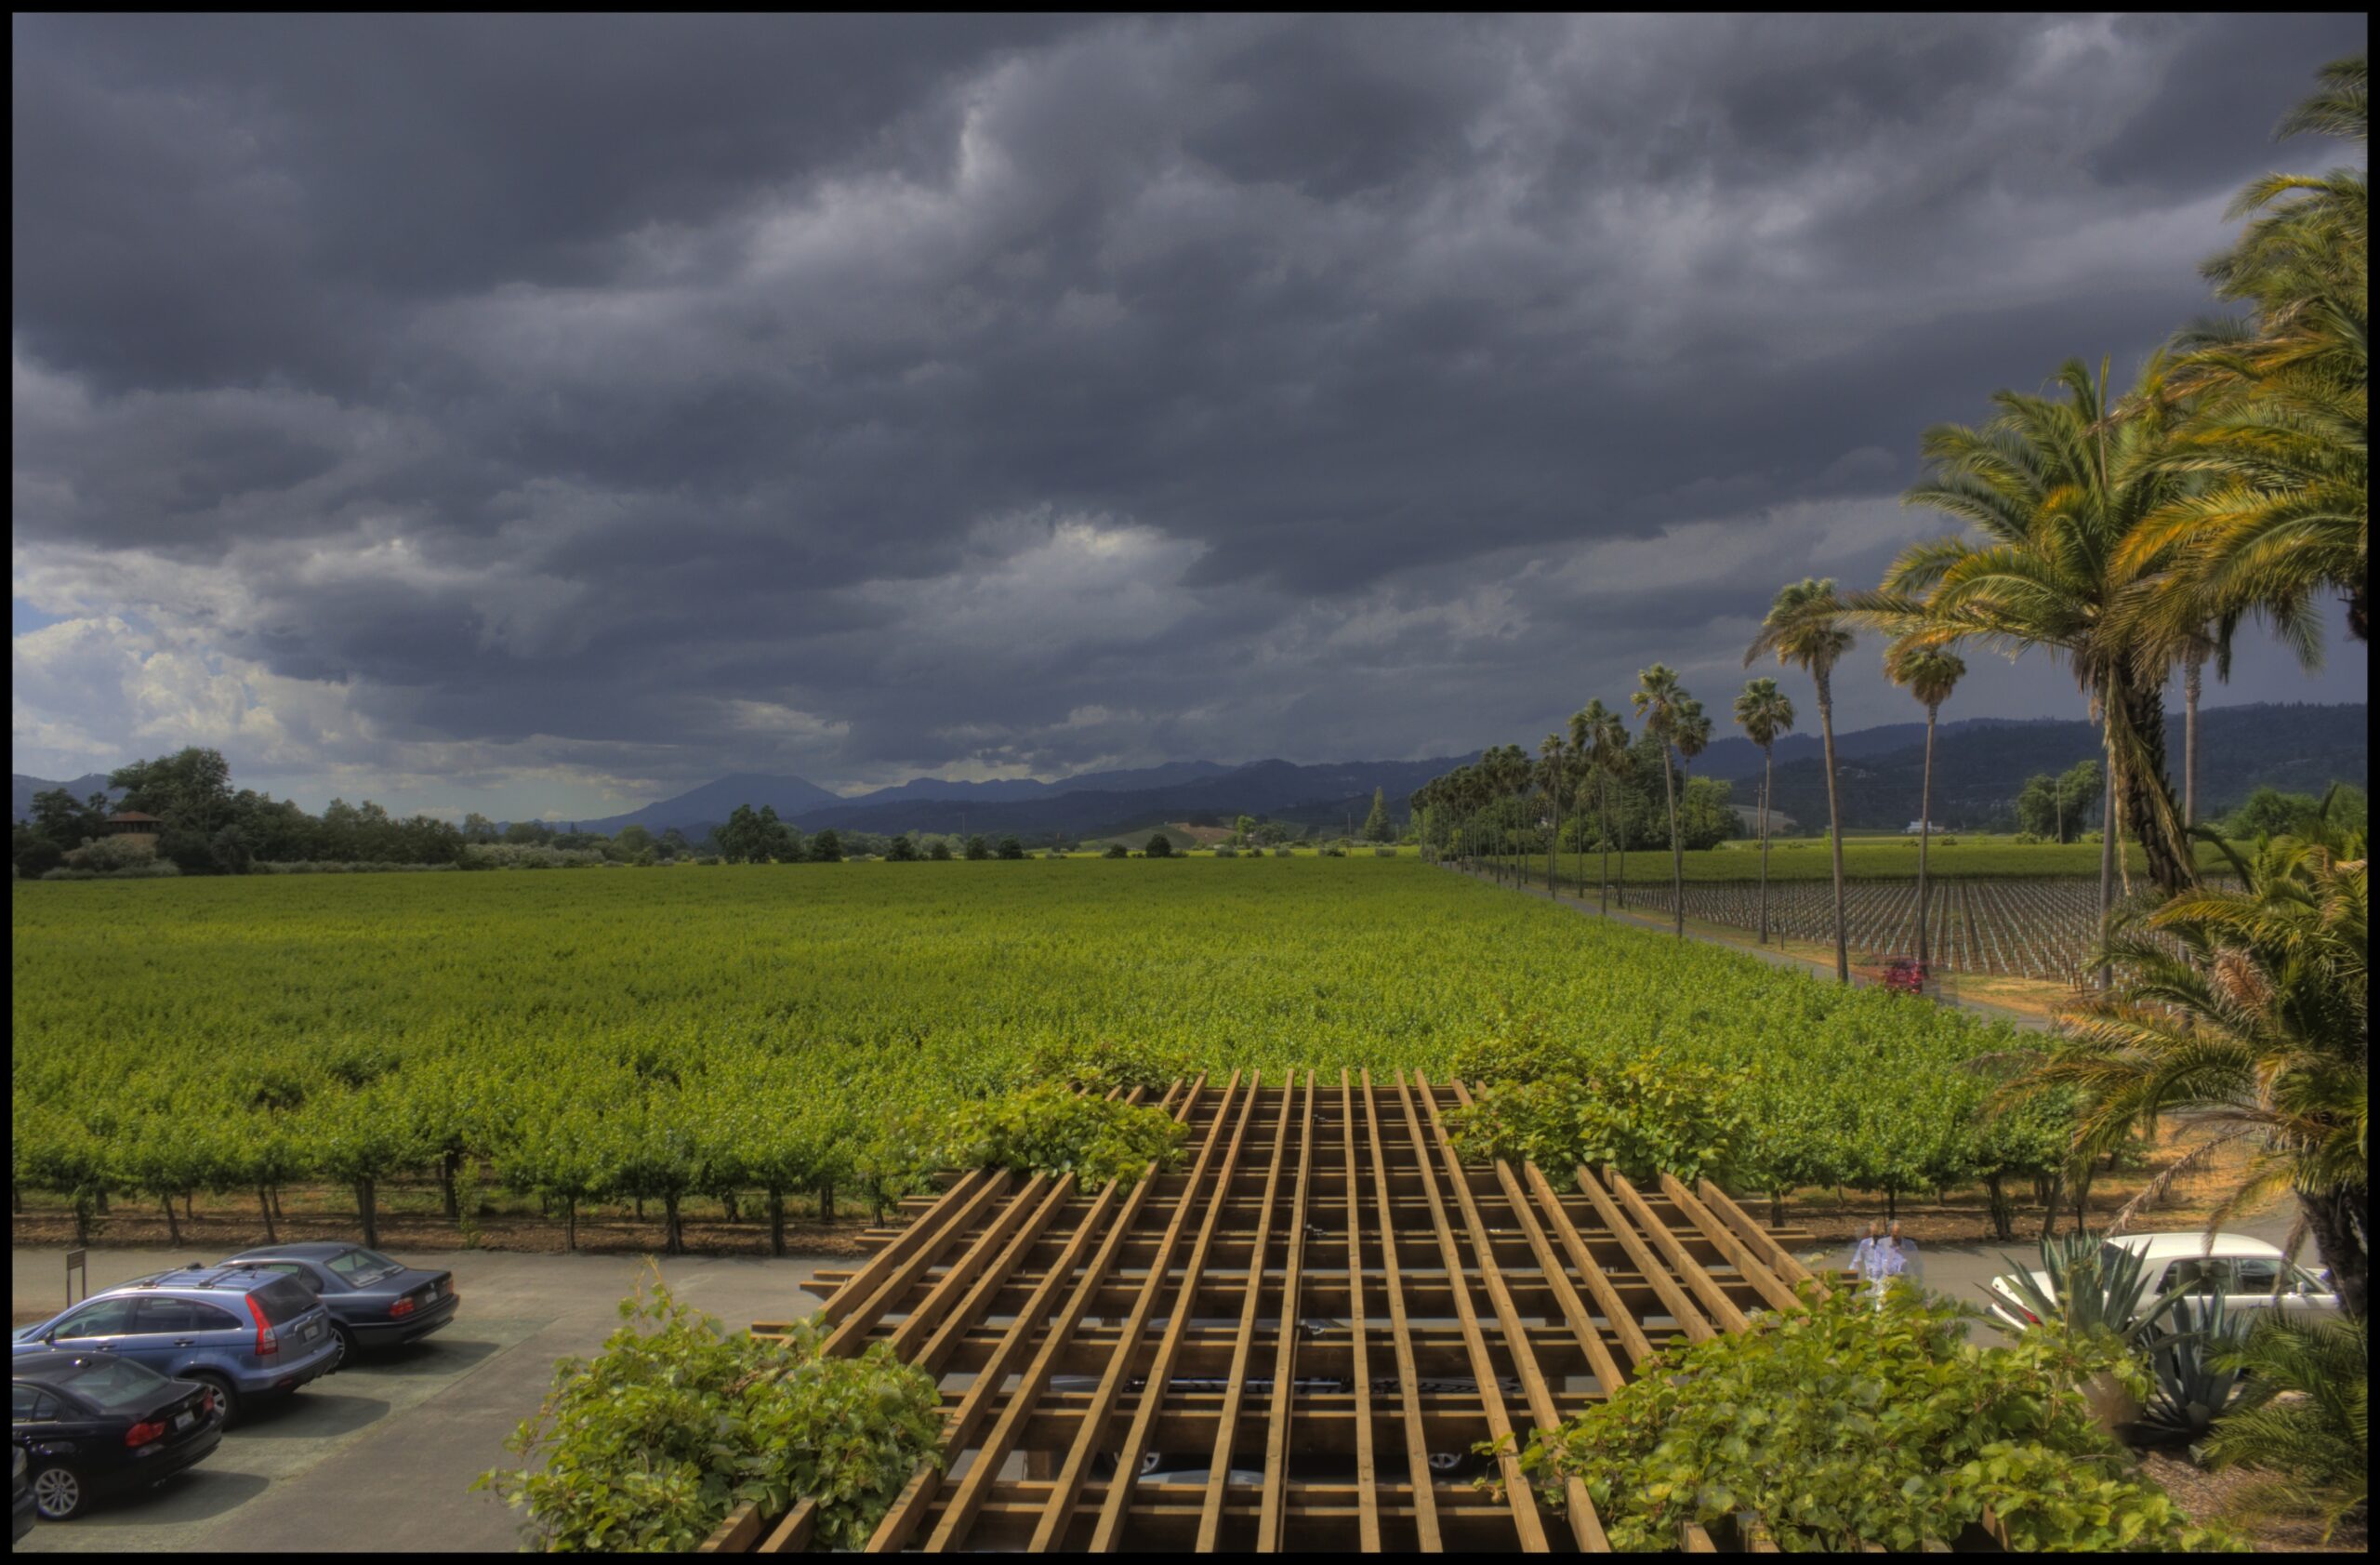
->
301, 1321, 320, 1342
174, 1411, 194, 1430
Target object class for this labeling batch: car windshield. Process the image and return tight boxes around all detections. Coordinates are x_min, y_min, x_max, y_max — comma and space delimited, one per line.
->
33, 1355, 175, 1412
326, 1248, 404, 1286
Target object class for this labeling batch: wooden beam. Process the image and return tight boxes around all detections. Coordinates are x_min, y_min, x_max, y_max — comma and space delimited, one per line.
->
1569, 1165, 1711, 1342
1360, 1069, 1441, 1553
1659, 1173, 1800, 1317
1257, 1070, 1317, 1552
1389, 1072, 1548, 1553
813, 1169, 986, 1325
1029, 1072, 1243, 1550
1697, 1178, 1821, 1290
1337, 1071, 1380, 1552
1196, 1076, 1297, 1550
926, 1084, 1209, 1552
1090, 1073, 1267, 1550
1606, 1168, 1748, 1335
1412, 1074, 1606, 1552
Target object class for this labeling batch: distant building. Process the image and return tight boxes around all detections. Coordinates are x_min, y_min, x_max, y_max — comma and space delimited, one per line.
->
1731, 803, 1796, 835
102, 811, 162, 848
1905, 819, 1946, 834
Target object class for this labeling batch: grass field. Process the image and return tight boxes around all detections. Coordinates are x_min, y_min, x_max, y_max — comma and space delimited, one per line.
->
14, 856, 2050, 1249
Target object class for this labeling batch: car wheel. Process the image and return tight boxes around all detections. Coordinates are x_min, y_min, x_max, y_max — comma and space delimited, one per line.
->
192, 1373, 241, 1430
30, 1462, 86, 1520
331, 1324, 359, 1369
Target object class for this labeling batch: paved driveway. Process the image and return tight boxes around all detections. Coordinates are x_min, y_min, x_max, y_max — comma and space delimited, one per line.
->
11, 1246, 836, 1552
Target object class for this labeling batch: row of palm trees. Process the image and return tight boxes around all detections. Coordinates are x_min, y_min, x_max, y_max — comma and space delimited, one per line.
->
1421, 53, 2365, 988
1413, 604, 1967, 986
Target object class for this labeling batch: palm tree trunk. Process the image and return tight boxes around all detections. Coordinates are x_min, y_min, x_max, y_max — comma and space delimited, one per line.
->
2098, 760, 2116, 989
1547, 789, 1559, 898
2184, 651, 2202, 829
1616, 785, 1627, 909
1758, 744, 1773, 943
2298, 1185, 2369, 1321
1598, 776, 1611, 915
1817, 670, 1848, 983
1916, 705, 1936, 969
1662, 747, 1683, 937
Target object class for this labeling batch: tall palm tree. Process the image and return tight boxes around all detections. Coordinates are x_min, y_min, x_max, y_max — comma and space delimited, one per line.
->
1748, 579, 1856, 982
2013, 817, 2368, 1320
2122, 60, 2366, 810
1571, 701, 1627, 914
1537, 734, 1569, 898
1883, 640, 1966, 970
1632, 667, 1706, 939
1732, 677, 1795, 945
1852, 359, 2200, 896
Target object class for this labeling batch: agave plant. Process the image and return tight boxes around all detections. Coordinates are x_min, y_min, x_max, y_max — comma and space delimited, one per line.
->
2137, 1294, 2254, 1442
1986, 1230, 2196, 1347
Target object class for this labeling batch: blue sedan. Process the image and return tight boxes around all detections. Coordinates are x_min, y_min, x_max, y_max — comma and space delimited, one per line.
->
217, 1245, 459, 1361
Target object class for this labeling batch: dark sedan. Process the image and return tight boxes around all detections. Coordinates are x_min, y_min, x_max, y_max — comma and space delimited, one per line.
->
219, 1244, 460, 1359
13, 1352, 224, 1520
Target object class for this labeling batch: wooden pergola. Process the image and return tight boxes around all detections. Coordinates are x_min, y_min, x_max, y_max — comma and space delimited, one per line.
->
707, 1070, 1819, 1554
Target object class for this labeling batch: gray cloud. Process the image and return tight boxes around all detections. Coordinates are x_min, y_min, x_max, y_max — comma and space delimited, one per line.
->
11, 13, 2367, 817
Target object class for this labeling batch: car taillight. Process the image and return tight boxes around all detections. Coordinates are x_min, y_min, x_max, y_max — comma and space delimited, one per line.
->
390, 1296, 416, 1319
125, 1420, 166, 1448
245, 1293, 280, 1357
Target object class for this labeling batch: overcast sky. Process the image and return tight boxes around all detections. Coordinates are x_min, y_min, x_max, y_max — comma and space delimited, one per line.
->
12, 15, 2367, 819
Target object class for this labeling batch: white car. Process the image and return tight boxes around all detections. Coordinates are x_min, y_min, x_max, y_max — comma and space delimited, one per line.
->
1985, 1231, 2339, 1331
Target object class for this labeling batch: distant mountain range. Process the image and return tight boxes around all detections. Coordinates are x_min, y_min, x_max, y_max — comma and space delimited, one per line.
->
14, 702, 2363, 841
8, 772, 121, 823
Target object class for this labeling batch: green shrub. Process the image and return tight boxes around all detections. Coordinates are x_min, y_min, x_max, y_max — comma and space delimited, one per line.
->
1143, 834, 1173, 859
477, 1272, 942, 1551
1212, 844, 1237, 858
1454, 1049, 1749, 1185
1503, 1283, 2234, 1552
1104, 842, 1130, 858
945, 1081, 1186, 1186
1024, 1038, 1183, 1095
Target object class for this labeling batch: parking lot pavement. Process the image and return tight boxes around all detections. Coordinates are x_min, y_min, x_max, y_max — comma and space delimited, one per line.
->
12, 1246, 838, 1552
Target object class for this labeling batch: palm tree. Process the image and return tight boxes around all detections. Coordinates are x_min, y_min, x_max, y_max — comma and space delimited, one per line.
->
1570, 701, 1627, 915
2013, 816, 2368, 1320
2204, 1313, 2369, 1539
2122, 57, 2366, 745
1537, 734, 1569, 898
1853, 359, 2200, 897
1748, 579, 1856, 982
1631, 667, 1707, 939
1484, 745, 1527, 885
1731, 677, 1795, 944
1883, 641, 1966, 970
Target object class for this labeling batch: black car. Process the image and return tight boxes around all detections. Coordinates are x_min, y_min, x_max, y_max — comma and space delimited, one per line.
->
218, 1244, 459, 1359
12, 1352, 224, 1520
12, 1446, 33, 1542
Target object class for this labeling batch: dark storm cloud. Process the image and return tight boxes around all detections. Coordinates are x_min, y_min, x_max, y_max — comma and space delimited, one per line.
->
11, 13, 2367, 813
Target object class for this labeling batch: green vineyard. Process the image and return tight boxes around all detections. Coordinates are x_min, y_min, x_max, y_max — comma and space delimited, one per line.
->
12, 858, 2062, 1244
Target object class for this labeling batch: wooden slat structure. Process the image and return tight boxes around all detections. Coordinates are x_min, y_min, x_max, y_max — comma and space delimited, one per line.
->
724, 1070, 1818, 1553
